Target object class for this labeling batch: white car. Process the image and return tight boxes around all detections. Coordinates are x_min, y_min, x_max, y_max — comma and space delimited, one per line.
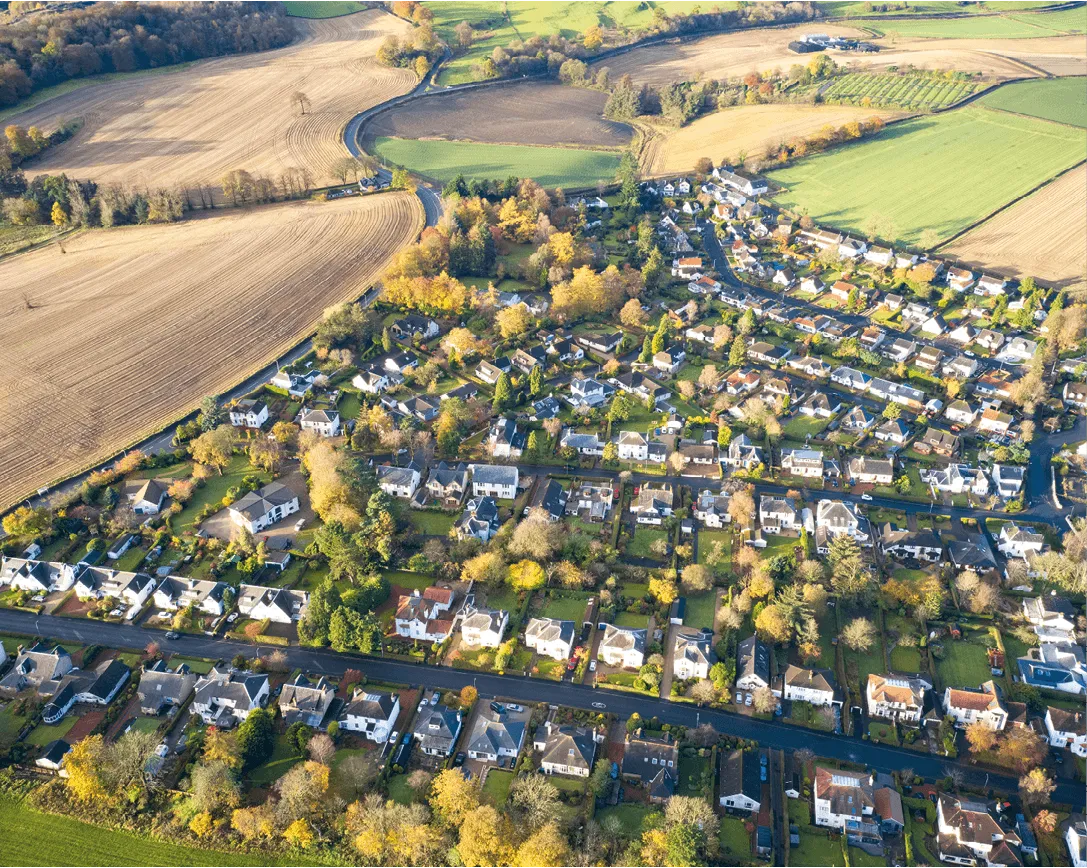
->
154, 743, 169, 758
735, 691, 743, 704
589, 661, 597, 672
744, 694, 753, 707
294, 518, 306, 531
227, 612, 239, 624
861, 493, 873, 501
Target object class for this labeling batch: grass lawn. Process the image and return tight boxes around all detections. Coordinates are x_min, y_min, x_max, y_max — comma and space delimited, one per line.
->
677, 753, 712, 800
767, 106, 1086, 247
890, 644, 923, 673
111, 546, 148, 572
335, 391, 363, 420
285, 1, 367, 17
538, 591, 591, 622
407, 510, 455, 536
386, 773, 417, 806
596, 803, 652, 839
762, 534, 802, 560
381, 569, 433, 592
865, 8, 1085, 38
626, 527, 670, 560
171, 455, 269, 532
792, 826, 845, 866
789, 798, 811, 826
330, 747, 375, 801
782, 414, 830, 440
482, 585, 521, 613
851, 846, 888, 867
978, 77, 1087, 129
892, 567, 930, 584
868, 720, 900, 745
613, 611, 650, 629
935, 627, 993, 689
697, 529, 732, 567
247, 735, 302, 787
0, 796, 295, 866
684, 592, 718, 632
127, 717, 162, 736
0, 224, 59, 257
170, 656, 215, 674
481, 768, 516, 806
0, 704, 28, 748
373, 137, 622, 189
719, 816, 751, 863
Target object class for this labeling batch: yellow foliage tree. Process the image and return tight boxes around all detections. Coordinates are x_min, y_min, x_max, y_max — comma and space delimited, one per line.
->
429, 767, 480, 827
648, 576, 678, 606
508, 559, 546, 592
458, 805, 514, 866
64, 734, 108, 803
515, 823, 570, 867
189, 811, 215, 838
283, 817, 315, 848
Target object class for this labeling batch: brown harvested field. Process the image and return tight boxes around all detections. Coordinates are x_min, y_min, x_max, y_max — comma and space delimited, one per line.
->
7, 10, 415, 197
593, 23, 1084, 86
0, 193, 423, 510
644, 103, 910, 176
366, 81, 633, 148
942, 166, 1087, 293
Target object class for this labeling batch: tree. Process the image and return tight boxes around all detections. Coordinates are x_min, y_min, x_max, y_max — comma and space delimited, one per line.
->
190, 760, 242, 815
681, 563, 713, 594
620, 297, 648, 328
508, 559, 546, 592
493, 372, 512, 409
997, 726, 1047, 773
203, 728, 241, 769
459, 685, 478, 708
755, 603, 791, 644
728, 335, 746, 367
459, 805, 514, 866
64, 735, 108, 802
461, 551, 506, 586
528, 364, 544, 398
728, 486, 755, 526
752, 685, 779, 714
515, 822, 569, 867
50, 200, 68, 226
453, 20, 473, 48
511, 774, 562, 831
649, 576, 678, 606
1019, 767, 1056, 807
496, 303, 531, 338
882, 402, 903, 420
190, 424, 238, 474
236, 708, 275, 769
510, 512, 564, 561
291, 91, 310, 115
710, 661, 733, 690
690, 679, 717, 704
965, 721, 997, 754
283, 818, 315, 849
842, 617, 876, 651
430, 767, 480, 827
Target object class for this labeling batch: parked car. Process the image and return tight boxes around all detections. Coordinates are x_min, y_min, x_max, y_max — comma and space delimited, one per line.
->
735, 691, 743, 704
861, 493, 873, 501
589, 661, 597, 672
227, 612, 239, 623
454, 753, 466, 767
745, 694, 753, 707
164, 631, 180, 640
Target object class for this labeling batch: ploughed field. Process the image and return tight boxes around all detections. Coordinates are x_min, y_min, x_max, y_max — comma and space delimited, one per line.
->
365, 82, 633, 148
0, 194, 423, 510
6, 11, 415, 198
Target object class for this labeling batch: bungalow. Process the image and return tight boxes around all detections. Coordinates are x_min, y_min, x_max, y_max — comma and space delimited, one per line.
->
685, 324, 715, 345
974, 329, 1005, 353
920, 463, 989, 496
689, 275, 722, 294
921, 315, 946, 337
383, 350, 419, 376
883, 293, 903, 311
948, 537, 998, 574
525, 617, 576, 661
229, 481, 300, 533
475, 358, 509, 385
228, 398, 268, 429
455, 496, 500, 543
725, 368, 761, 395
848, 456, 893, 485
137, 660, 198, 715
999, 336, 1038, 364
124, 478, 167, 515
838, 236, 866, 260
880, 524, 943, 562
561, 429, 605, 457
815, 499, 870, 547
915, 426, 959, 457
678, 441, 718, 467
841, 406, 876, 431
781, 448, 824, 478
943, 355, 978, 380
787, 356, 832, 378
237, 585, 308, 623
831, 366, 871, 392
943, 680, 1007, 730
530, 478, 569, 522
391, 314, 439, 341
74, 567, 156, 608
948, 323, 976, 346
0, 642, 71, 695
469, 464, 518, 499
797, 390, 840, 419
547, 338, 584, 365
341, 688, 399, 742
270, 369, 317, 397
864, 245, 894, 268
598, 624, 647, 669
153, 577, 228, 616
719, 748, 764, 814
800, 228, 843, 251
873, 418, 909, 445
511, 346, 545, 375
460, 608, 509, 649
883, 338, 917, 364
800, 276, 824, 296
535, 721, 597, 777
578, 332, 623, 355
748, 341, 790, 366
772, 268, 796, 288
944, 400, 976, 426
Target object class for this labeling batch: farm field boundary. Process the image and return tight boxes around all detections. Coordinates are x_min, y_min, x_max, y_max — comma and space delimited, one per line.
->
978, 75, 1087, 128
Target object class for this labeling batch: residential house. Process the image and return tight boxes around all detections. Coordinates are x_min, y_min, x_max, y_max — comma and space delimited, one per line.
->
748, 341, 791, 366
1000, 336, 1038, 364
510, 346, 545, 375
883, 338, 917, 364
137, 660, 197, 715
391, 314, 439, 341
352, 367, 390, 394
921, 315, 947, 337
759, 496, 797, 533
914, 346, 943, 373
948, 324, 976, 346
610, 371, 670, 406
35, 739, 71, 773
1045, 707, 1087, 756
736, 635, 771, 691
726, 434, 764, 469
630, 484, 674, 525
426, 461, 469, 505
859, 326, 886, 351
153, 577, 228, 616
978, 407, 1013, 438
916, 427, 959, 457
798, 391, 841, 418
848, 456, 893, 485
229, 481, 300, 533
413, 704, 462, 756
813, 767, 882, 850
270, 369, 317, 397
568, 481, 614, 522
237, 585, 308, 623
943, 355, 978, 380
920, 463, 989, 496
489, 418, 525, 459
569, 377, 612, 409
944, 400, 977, 426
0, 558, 79, 594
781, 448, 824, 478
192, 667, 269, 728
719, 748, 765, 814
838, 237, 867, 260
455, 496, 500, 542
725, 368, 761, 396
72, 658, 130, 706
1023, 595, 1076, 644
561, 429, 605, 457
689, 275, 722, 294
948, 537, 998, 574
866, 674, 927, 724
298, 407, 341, 437
617, 430, 649, 461
394, 587, 455, 642
578, 332, 623, 355
841, 406, 876, 432
376, 462, 422, 499
880, 524, 943, 562
975, 329, 1005, 353
946, 267, 975, 292
383, 351, 419, 376
677, 441, 718, 467
1067, 820, 1087, 868
525, 618, 575, 661
530, 478, 568, 522
671, 257, 704, 279
469, 464, 519, 499
992, 464, 1025, 499
936, 794, 1022, 867
598, 625, 647, 669
975, 274, 1007, 296
997, 524, 1045, 559
831, 366, 872, 392
800, 276, 825, 296
653, 345, 686, 375
124, 478, 167, 515
460, 608, 508, 649
772, 268, 795, 288
342, 689, 400, 742
865, 245, 894, 268
815, 499, 870, 549
535, 720, 597, 777
943, 680, 1008, 730
621, 731, 678, 803
73, 567, 156, 608
777, 665, 840, 708
800, 228, 843, 251
279, 674, 336, 728
465, 705, 526, 763
694, 489, 731, 528
530, 396, 561, 420
1017, 642, 1087, 694
475, 358, 509, 385
787, 356, 832, 378
672, 628, 712, 680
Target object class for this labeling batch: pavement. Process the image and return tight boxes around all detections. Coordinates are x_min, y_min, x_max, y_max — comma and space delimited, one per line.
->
2, 608, 1083, 809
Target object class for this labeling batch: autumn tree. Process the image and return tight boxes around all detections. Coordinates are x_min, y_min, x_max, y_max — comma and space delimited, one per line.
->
429, 767, 480, 827
841, 616, 876, 651
459, 805, 514, 866
965, 721, 997, 754
190, 424, 238, 474
510, 773, 562, 831
681, 563, 713, 594
1019, 767, 1056, 807
515, 822, 570, 867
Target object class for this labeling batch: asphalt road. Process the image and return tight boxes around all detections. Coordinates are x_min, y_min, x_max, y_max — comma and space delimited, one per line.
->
2, 609, 1083, 809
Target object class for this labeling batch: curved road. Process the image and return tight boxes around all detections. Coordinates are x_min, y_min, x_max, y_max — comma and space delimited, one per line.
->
3, 608, 1082, 809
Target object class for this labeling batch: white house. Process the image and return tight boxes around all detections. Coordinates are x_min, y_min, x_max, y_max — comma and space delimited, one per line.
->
629, 484, 674, 525
341, 689, 399, 742
298, 407, 341, 438
535, 721, 597, 777
1045, 706, 1087, 757
943, 681, 1007, 731
489, 418, 525, 459
124, 478, 167, 515
617, 430, 648, 461
781, 448, 824, 479
672, 628, 711, 680
736, 635, 770, 691
997, 524, 1045, 559
1, 558, 79, 594
153, 577, 228, 616
460, 608, 508, 649
525, 617, 575, 661
759, 495, 797, 533
73, 567, 156, 609
394, 587, 454, 642
598, 624, 646, 669
469, 464, 518, 500
192, 667, 269, 727
465, 705, 526, 762
376, 463, 422, 499
919, 464, 989, 497
229, 481, 300, 533
1023, 595, 1077, 644
778, 665, 839, 707
814, 766, 875, 832
352, 367, 390, 394
694, 490, 731, 528
866, 674, 927, 724
719, 748, 764, 814
237, 585, 308, 623
936, 794, 1023, 867
1066, 820, 1087, 868
228, 398, 269, 429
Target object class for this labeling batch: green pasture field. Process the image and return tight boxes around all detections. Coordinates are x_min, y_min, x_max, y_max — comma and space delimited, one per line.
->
768, 107, 1086, 247
285, 1, 368, 17
820, 1, 1052, 16
374, 137, 621, 188
0, 797, 293, 866
980, 77, 1087, 129
821, 72, 983, 111
425, 1, 710, 86
864, 8, 1086, 38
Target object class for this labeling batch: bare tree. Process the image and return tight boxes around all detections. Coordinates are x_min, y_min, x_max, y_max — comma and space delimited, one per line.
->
291, 90, 311, 116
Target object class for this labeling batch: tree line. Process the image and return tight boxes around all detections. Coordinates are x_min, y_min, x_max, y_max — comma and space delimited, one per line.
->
0, 2, 293, 108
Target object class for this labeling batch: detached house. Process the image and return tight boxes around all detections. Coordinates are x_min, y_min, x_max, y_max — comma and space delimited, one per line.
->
525, 617, 575, 661
342, 689, 399, 742
997, 524, 1045, 559
936, 794, 1023, 867
848, 456, 893, 485
759, 495, 797, 533
237, 585, 308, 623
978, 408, 1013, 437
229, 481, 300, 533
719, 748, 765, 814
630, 484, 674, 525
192, 667, 269, 728
394, 587, 455, 642
488, 418, 525, 459
943, 680, 1007, 731
469, 464, 518, 499
598, 625, 647, 669
736, 635, 771, 691
866, 674, 928, 724
781, 448, 824, 479
617, 430, 649, 461
535, 720, 597, 777
798, 391, 841, 418
465, 705, 526, 763
376, 462, 422, 499
413, 704, 462, 757
813, 767, 881, 850
1046, 707, 1087, 756
1023, 595, 1076, 644
455, 496, 500, 543
621, 732, 678, 803
124, 478, 167, 515
279, 674, 336, 728
777, 665, 840, 708
880, 524, 943, 563
460, 607, 508, 649
672, 628, 712, 680
426, 461, 469, 505
228, 398, 269, 429
299, 407, 341, 438
726, 434, 763, 469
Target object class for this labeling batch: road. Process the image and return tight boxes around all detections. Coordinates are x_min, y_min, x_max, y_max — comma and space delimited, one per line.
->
2, 609, 1082, 808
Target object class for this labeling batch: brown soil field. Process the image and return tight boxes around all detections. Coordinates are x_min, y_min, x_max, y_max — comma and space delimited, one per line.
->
8, 10, 415, 197
593, 23, 1085, 86
643, 103, 910, 176
942, 166, 1087, 293
0, 193, 423, 510
366, 81, 633, 148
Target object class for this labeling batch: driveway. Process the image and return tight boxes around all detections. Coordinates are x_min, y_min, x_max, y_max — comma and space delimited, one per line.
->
201, 469, 312, 546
